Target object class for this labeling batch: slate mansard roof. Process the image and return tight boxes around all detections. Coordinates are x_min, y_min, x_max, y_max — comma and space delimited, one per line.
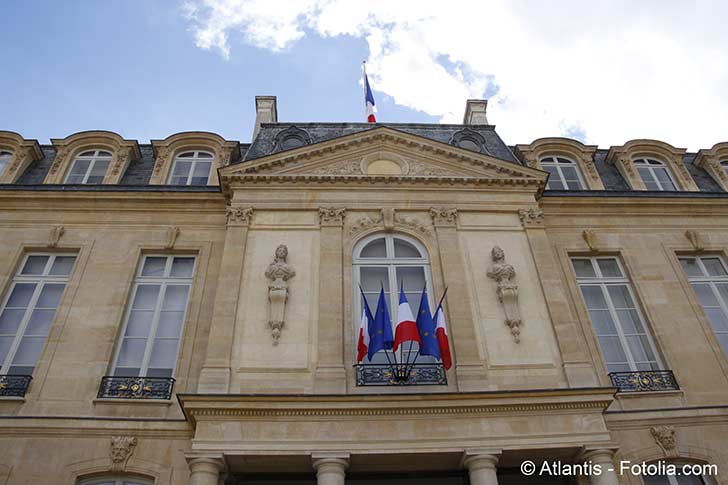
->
2, 121, 728, 195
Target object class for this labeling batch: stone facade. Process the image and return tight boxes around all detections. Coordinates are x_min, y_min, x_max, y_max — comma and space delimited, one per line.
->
0, 100, 726, 485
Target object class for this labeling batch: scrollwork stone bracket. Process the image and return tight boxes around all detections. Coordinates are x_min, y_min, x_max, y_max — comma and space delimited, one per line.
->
319, 207, 347, 227
430, 207, 458, 227
518, 208, 544, 228
226, 206, 254, 226
650, 425, 678, 458
264, 245, 296, 345
110, 436, 137, 472
486, 246, 522, 343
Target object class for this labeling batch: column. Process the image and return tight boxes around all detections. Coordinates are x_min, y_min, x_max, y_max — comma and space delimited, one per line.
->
430, 207, 487, 388
582, 449, 619, 485
312, 454, 349, 485
462, 451, 500, 485
198, 206, 253, 393
314, 207, 347, 393
187, 456, 225, 485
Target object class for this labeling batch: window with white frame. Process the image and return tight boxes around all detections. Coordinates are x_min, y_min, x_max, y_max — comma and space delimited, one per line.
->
0, 151, 12, 176
540, 155, 585, 190
111, 255, 195, 378
0, 253, 76, 375
679, 255, 728, 356
634, 158, 678, 191
65, 150, 112, 184
571, 256, 662, 373
642, 463, 709, 485
79, 477, 152, 485
168, 151, 214, 185
353, 234, 435, 363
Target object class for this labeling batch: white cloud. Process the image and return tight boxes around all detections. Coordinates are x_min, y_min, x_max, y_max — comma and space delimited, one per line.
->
183, 0, 728, 149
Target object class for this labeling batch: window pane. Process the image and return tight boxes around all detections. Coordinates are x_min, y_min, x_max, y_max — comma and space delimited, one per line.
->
0, 337, 13, 368
0, 309, 25, 334
572, 259, 596, 278
654, 167, 676, 191
588, 309, 617, 335
191, 161, 211, 184
393, 239, 421, 258
616, 309, 644, 334
26, 309, 55, 335
702, 258, 727, 276
360, 238, 386, 258
581, 286, 607, 309
6, 283, 36, 308
692, 283, 719, 307
626, 335, 653, 362
149, 339, 179, 368
679, 258, 703, 277
132, 285, 161, 310
565, 178, 584, 190
125, 311, 154, 337
11, 336, 45, 366
597, 259, 622, 277
717, 334, 728, 355
162, 285, 189, 311
638, 167, 659, 190
359, 267, 388, 292
196, 152, 213, 158
87, 160, 110, 184
607, 285, 634, 309
49, 256, 76, 276
157, 311, 184, 338
177, 152, 194, 158
704, 308, 728, 332
69, 159, 90, 176
170, 161, 191, 184
141, 257, 167, 277
396, 267, 425, 291
36, 284, 65, 308
597, 335, 628, 363
22, 256, 49, 275
170, 257, 195, 278
116, 339, 146, 367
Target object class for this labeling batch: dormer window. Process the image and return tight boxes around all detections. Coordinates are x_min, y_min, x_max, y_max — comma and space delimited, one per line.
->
540, 156, 585, 190
65, 150, 112, 184
0, 151, 12, 176
168, 151, 213, 185
634, 158, 677, 191
721, 160, 728, 176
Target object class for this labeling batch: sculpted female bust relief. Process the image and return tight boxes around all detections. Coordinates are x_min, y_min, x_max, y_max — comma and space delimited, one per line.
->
264, 244, 296, 345
486, 246, 522, 343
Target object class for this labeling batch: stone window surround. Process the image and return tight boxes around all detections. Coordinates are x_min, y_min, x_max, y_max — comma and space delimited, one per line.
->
694, 142, 728, 192
45, 131, 141, 185
606, 139, 699, 192
0, 131, 43, 183
514, 138, 604, 190
149, 132, 240, 186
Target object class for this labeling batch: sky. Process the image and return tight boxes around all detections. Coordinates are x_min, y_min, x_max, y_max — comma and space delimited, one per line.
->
2, 1, 727, 150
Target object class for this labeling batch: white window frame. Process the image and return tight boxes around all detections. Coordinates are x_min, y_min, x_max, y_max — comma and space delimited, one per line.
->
540, 155, 586, 190
633, 157, 678, 191
353, 233, 435, 362
572, 256, 663, 373
78, 477, 152, 485
679, 255, 728, 356
0, 150, 12, 177
110, 255, 196, 378
65, 149, 113, 184
167, 150, 214, 186
0, 253, 76, 375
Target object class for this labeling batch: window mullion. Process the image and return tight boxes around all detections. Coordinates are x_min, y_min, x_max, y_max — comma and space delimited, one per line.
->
603, 283, 637, 370
140, 282, 167, 376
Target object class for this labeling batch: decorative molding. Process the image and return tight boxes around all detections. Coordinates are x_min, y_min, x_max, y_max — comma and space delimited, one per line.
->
486, 246, 522, 343
0, 131, 43, 183
408, 159, 457, 177
264, 245, 296, 345
606, 139, 697, 192
152, 147, 170, 178
694, 142, 728, 192
307, 159, 361, 175
684, 230, 704, 251
226, 206, 254, 226
318, 207, 347, 226
430, 207, 458, 227
582, 229, 598, 251
395, 213, 433, 236
514, 138, 603, 189
650, 425, 678, 458
348, 213, 383, 236
109, 146, 131, 177
150, 132, 239, 185
109, 436, 137, 473
48, 225, 65, 248
165, 226, 180, 249
518, 208, 544, 227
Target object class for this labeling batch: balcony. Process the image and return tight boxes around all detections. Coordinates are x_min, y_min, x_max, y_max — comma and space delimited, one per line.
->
354, 363, 447, 386
97, 376, 175, 400
609, 370, 679, 392
0, 375, 32, 397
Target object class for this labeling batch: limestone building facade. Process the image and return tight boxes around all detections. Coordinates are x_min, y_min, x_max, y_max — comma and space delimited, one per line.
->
0, 98, 726, 484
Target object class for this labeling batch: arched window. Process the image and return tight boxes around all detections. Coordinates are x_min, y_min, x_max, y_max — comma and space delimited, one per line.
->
0, 151, 12, 176
79, 477, 152, 485
353, 233, 435, 363
720, 160, 728, 177
66, 150, 113, 184
634, 157, 677, 191
168, 151, 214, 185
540, 155, 585, 190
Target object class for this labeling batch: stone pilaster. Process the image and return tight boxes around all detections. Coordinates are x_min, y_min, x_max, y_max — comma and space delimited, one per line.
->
314, 207, 347, 392
462, 451, 500, 485
312, 453, 349, 485
187, 456, 225, 485
429, 207, 486, 388
198, 206, 253, 393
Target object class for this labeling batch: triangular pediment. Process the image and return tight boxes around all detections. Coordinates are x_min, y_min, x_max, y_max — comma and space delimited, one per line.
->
221, 127, 546, 183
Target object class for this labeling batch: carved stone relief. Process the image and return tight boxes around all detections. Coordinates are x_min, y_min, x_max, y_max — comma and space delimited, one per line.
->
165, 226, 180, 249
518, 208, 544, 227
48, 225, 65, 248
110, 436, 137, 472
650, 426, 678, 458
226, 206, 254, 226
430, 207, 458, 227
348, 209, 433, 237
348, 213, 383, 236
264, 245, 296, 345
308, 160, 361, 175
582, 229, 598, 251
486, 246, 522, 343
318, 207, 347, 226
685, 229, 704, 251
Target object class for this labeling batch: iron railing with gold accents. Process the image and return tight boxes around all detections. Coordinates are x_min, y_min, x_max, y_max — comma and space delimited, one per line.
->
0, 375, 32, 397
97, 376, 175, 400
354, 363, 447, 386
609, 370, 679, 392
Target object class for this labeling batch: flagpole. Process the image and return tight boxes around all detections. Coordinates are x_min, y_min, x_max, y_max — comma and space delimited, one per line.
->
362, 60, 367, 122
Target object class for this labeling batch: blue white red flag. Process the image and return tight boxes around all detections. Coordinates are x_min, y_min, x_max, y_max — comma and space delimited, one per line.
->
357, 290, 374, 363
363, 62, 377, 123
433, 303, 452, 370
368, 287, 394, 360
415, 287, 440, 359
393, 283, 421, 351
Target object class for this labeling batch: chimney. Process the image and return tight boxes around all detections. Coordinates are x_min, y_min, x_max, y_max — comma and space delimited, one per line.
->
463, 99, 489, 125
253, 96, 278, 139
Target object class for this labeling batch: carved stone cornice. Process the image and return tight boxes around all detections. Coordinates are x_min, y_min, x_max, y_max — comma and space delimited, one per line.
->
226, 206, 253, 226
430, 207, 458, 227
518, 208, 544, 227
319, 207, 347, 226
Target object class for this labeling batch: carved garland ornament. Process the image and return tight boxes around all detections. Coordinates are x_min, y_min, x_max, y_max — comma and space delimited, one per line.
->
226, 206, 254, 226
264, 245, 296, 345
650, 425, 678, 458
110, 436, 137, 472
319, 207, 347, 226
430, 207, 458, 226
518, 208, 544, 227
486, 246, 522, 343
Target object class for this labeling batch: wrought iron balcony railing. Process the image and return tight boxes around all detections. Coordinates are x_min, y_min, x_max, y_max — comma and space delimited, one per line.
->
97, 376, 175, 400
0, 375, 32, 397
355, 363, 447, 386
609, 370, 679, 393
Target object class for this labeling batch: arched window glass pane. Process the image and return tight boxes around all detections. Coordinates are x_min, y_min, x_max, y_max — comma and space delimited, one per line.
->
66, 150, 112, 184
634, 158, 677, 191
168, 151, 214, 185
0, 151, 13, 176
457, 138, 481, 152
360, 238, 386, 258
394, 238, 421, 258
540, 155, 585, 190
281, 136, 305, 150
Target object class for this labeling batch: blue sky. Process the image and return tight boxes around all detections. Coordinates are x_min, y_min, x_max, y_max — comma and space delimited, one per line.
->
3, 1, 728, 149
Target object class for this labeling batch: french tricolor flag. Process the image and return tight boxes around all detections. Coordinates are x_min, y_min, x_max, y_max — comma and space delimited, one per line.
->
434, 303, 452, 370
363, 62, 377, 123
357, 291, 373, 363
393, 285, 421, 351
